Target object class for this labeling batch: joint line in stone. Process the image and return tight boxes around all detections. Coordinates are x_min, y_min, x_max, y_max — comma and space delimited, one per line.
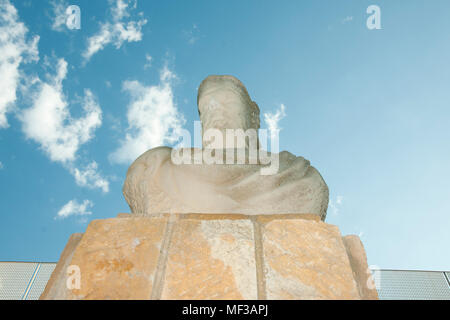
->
151, 214, 178, 300
251, 217, 267, 300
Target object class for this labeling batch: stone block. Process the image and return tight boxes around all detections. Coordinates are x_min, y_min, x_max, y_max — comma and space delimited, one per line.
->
40, 233, 83, 300
261, 219, 361, 299
342, 235, 379, 300
42, 217, 168, 299
41, 214, 375, 300
160, 215, 257, 299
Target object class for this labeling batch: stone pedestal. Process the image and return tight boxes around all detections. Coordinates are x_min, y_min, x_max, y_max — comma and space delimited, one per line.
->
40, 214, 378, 300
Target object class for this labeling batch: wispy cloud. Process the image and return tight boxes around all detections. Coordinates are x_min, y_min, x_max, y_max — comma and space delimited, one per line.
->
0, 161, 3, 169
329, 195, 344, 216
50, 0, 68, 32
56, 199, 93, 219
183, 24, 200, 45
264, 104, 286, 139
341, 16, 353, 24
109, 65, 185, 164
20, 57, 109, 193
0, 0, 39, 129
70, 161, 109, 193
143, 53, 152, 69
83, 0, 147, 63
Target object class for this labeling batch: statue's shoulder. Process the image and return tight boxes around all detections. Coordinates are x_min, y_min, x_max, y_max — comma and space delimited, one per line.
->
278, 150, 310, 167
279, 150, 298, 161
135, 146, 172, 162
126, 146, 172, 176
277, 150, 327, 184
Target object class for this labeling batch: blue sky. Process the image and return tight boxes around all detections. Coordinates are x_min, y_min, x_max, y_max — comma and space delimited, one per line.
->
0, 0, 449, 271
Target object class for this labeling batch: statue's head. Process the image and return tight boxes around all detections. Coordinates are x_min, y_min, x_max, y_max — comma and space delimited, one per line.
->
197, 75, 260, 133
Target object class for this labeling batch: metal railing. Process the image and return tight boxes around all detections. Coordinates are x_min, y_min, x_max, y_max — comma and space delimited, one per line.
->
0, 262, 449, 300
0, 262, 56, 300
371, 269, 450, 300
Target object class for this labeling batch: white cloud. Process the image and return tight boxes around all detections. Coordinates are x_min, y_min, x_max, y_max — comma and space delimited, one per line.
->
109, 65, 185, 164
50, 0, 68, 32
329, 195, 344, 216
20, 57, 109, 193
143, 53, 152, 69
264, 104, 286, 139
82, 0, 147, 62
21, 59, 101, 163
0, 0, 39, 128
70, 161, 109, 193
56, 199, 93, 219
0, 161, 3, 169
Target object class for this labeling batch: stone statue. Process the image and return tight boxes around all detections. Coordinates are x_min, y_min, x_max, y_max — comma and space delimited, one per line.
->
123, 75, 329, 220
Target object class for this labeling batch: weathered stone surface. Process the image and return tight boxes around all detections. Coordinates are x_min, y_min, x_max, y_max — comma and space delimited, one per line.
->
42, 214, 374, 300
256, 214, 321, 224
261, 219, 361, 299
40, 233, 83, 300
117, 213, 131, 218
160, 216, 258, 299
343, 235, 379, 300
49, 217, 167, 300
